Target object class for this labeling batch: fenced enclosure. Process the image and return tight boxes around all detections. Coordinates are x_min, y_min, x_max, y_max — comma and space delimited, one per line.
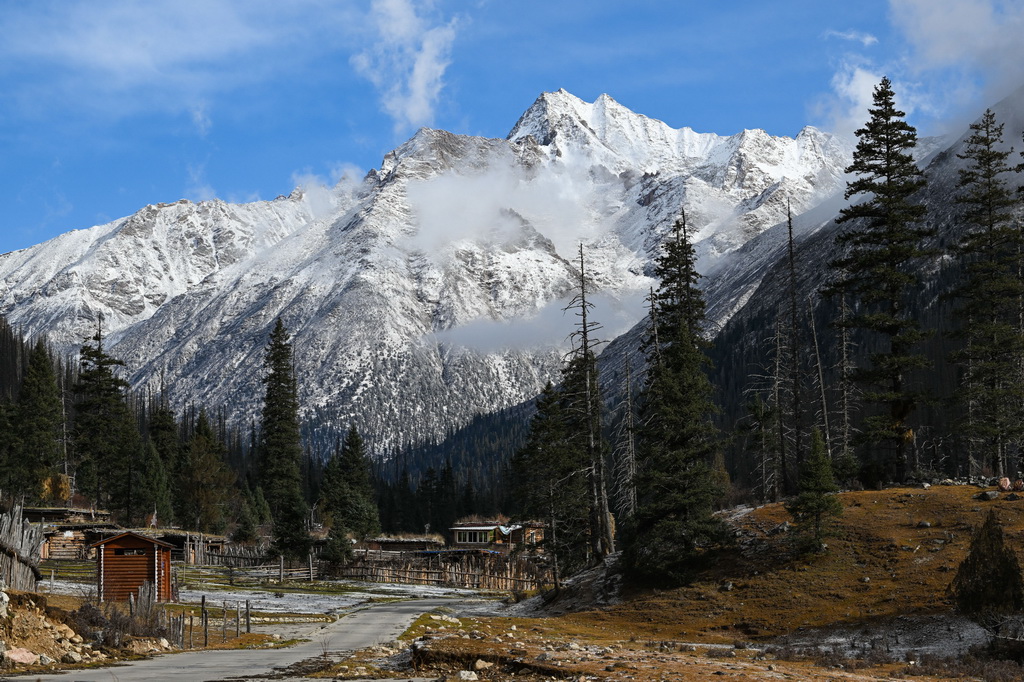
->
336, 553, 553, 591
45, 550, 554, 594
0, 503, 44, 591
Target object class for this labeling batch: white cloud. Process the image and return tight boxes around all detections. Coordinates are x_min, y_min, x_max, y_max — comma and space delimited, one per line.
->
432, 289, 648, 353
191, 102, 212, 136
406, 157, 616, 258
815, 1, 1024, 137
290, 171, 341, 221
889, 0, 1024, 105
185, 164, 216, 202
351, 0, 458, 132
824, 29, 879, 47
819, 59, 887, 137
0, 1, 356, 118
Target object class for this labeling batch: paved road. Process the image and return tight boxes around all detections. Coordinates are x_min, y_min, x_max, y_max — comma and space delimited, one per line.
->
23, 598, 453, 681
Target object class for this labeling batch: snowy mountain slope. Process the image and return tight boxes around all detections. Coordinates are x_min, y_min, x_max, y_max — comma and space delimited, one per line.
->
0, 90, 853, 454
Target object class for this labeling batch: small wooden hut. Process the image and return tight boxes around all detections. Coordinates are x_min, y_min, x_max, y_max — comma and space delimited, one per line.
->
92, 532, 173, 602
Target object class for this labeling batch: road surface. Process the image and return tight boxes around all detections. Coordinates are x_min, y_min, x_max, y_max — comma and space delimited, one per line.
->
25, 598, 453, 681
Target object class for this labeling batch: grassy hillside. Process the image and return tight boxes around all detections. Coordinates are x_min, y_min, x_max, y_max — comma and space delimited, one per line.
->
399, 484, 1024, 680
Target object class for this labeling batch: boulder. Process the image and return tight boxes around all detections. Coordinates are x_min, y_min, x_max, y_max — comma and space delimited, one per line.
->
4, 648, 39, 666
975, 490, 1000, 501
473, 659, 493, 670
999, 477, 1012, 492
450, 672, 478, 681
61, 651, 82, 664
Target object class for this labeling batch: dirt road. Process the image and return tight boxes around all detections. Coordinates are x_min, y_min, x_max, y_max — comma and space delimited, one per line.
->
24, 598, 453, 681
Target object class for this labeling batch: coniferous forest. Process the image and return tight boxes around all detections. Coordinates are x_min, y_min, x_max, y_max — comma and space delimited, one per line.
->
1, 78, 1023, 586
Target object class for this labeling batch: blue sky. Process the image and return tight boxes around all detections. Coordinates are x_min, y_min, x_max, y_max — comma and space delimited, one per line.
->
1, 0, 1022, 255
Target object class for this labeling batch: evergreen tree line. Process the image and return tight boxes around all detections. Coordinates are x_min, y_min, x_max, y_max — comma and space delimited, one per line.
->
0, 318, 383, 564
718, 78, 1024, 498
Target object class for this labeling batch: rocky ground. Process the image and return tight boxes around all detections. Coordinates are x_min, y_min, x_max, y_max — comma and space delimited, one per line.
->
6, 482, 1024, 680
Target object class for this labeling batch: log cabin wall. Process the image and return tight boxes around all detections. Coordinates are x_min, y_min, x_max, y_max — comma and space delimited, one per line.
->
94, 533, 172, 602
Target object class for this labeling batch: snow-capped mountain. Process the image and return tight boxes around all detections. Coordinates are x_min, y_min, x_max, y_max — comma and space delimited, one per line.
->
0, 90, 852, 453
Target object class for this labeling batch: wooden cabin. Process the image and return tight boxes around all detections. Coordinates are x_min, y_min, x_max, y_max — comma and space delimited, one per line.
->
92, 532, 173, 602
449, 521, 545, 554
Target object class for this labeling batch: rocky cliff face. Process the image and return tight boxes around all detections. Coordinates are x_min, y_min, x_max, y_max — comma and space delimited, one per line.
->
0, 90, 852, 454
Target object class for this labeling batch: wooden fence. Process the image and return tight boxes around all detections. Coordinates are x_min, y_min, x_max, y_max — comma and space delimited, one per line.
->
0, 504, 43, 591
46, 552, 553, 593
336, 554, 552, 592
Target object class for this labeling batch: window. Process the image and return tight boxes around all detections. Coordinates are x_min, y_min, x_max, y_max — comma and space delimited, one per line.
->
114, 548, 147, 556
456, 530, 491, 544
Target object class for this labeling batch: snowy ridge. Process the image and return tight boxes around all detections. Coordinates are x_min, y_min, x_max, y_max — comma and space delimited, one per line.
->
0, 91, 854, 454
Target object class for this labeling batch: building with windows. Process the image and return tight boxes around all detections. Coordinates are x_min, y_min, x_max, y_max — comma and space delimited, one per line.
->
448, 521, 544, 554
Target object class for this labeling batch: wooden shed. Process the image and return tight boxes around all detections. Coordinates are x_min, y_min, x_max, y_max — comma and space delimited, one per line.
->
92, 532, 173, 602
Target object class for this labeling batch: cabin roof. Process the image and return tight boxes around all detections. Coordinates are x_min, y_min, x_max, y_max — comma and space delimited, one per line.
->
90, 531, 175, 549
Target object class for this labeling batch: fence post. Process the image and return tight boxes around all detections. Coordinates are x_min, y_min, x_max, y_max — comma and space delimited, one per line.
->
279, 555, 284, 583
222, 601, 227, 641
308, 554, 314, 582
246, 599, 251, 634
236, 601, 240, 638
189, 614, 193, 648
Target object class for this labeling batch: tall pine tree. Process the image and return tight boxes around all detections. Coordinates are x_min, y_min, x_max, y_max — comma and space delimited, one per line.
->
15, 338, 65, 501
950, 109, 1023, 478
257, 319, 310, 559
73, 327, 139, 520
829, 76, 930, 483
624, 211, 729, 586
320, 425, 380, 540
511, 382, 590, 585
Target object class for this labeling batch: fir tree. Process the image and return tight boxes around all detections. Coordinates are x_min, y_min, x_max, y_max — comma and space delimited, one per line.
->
135, 441, 173, 527
829, 76, 931, 483
257, 319, 309, 559
320, 425, 380, 541
511, 382, 590, 584
785, 428, 842, 549
14, 338, 64, 501
232, 495, 260, 544
73, 327, 140, 520
624, 211, 729, 586
950, 109, 1023, 478
951, 510, 1024, 629
179, 409, 236, 533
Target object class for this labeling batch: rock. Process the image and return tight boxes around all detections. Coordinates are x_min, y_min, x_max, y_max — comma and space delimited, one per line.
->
1015, 480, 1024, 491
975, 490, 1000, 501
158, 638, 170, 649
999, 477, 1013, 491
450, 672, 478, 681
70, 634, 83, 644
770, 521, 790, 535
720, 581, 734, 592
921, 482, 931, 489
0, 591, 8, 619
61, 651, 82, 664
1008, 493, 1021, 501
4, 648, 39, 666
917, 521, 931, 528
39, 654, 54, 665
860, 576, 871, 583
473, 659, 493, 670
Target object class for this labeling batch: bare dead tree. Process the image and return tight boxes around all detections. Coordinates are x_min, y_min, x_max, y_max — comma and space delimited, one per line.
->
564, 244, 614, 561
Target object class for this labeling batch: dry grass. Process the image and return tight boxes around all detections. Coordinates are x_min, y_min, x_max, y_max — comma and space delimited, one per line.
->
412, 485, 1024, 680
